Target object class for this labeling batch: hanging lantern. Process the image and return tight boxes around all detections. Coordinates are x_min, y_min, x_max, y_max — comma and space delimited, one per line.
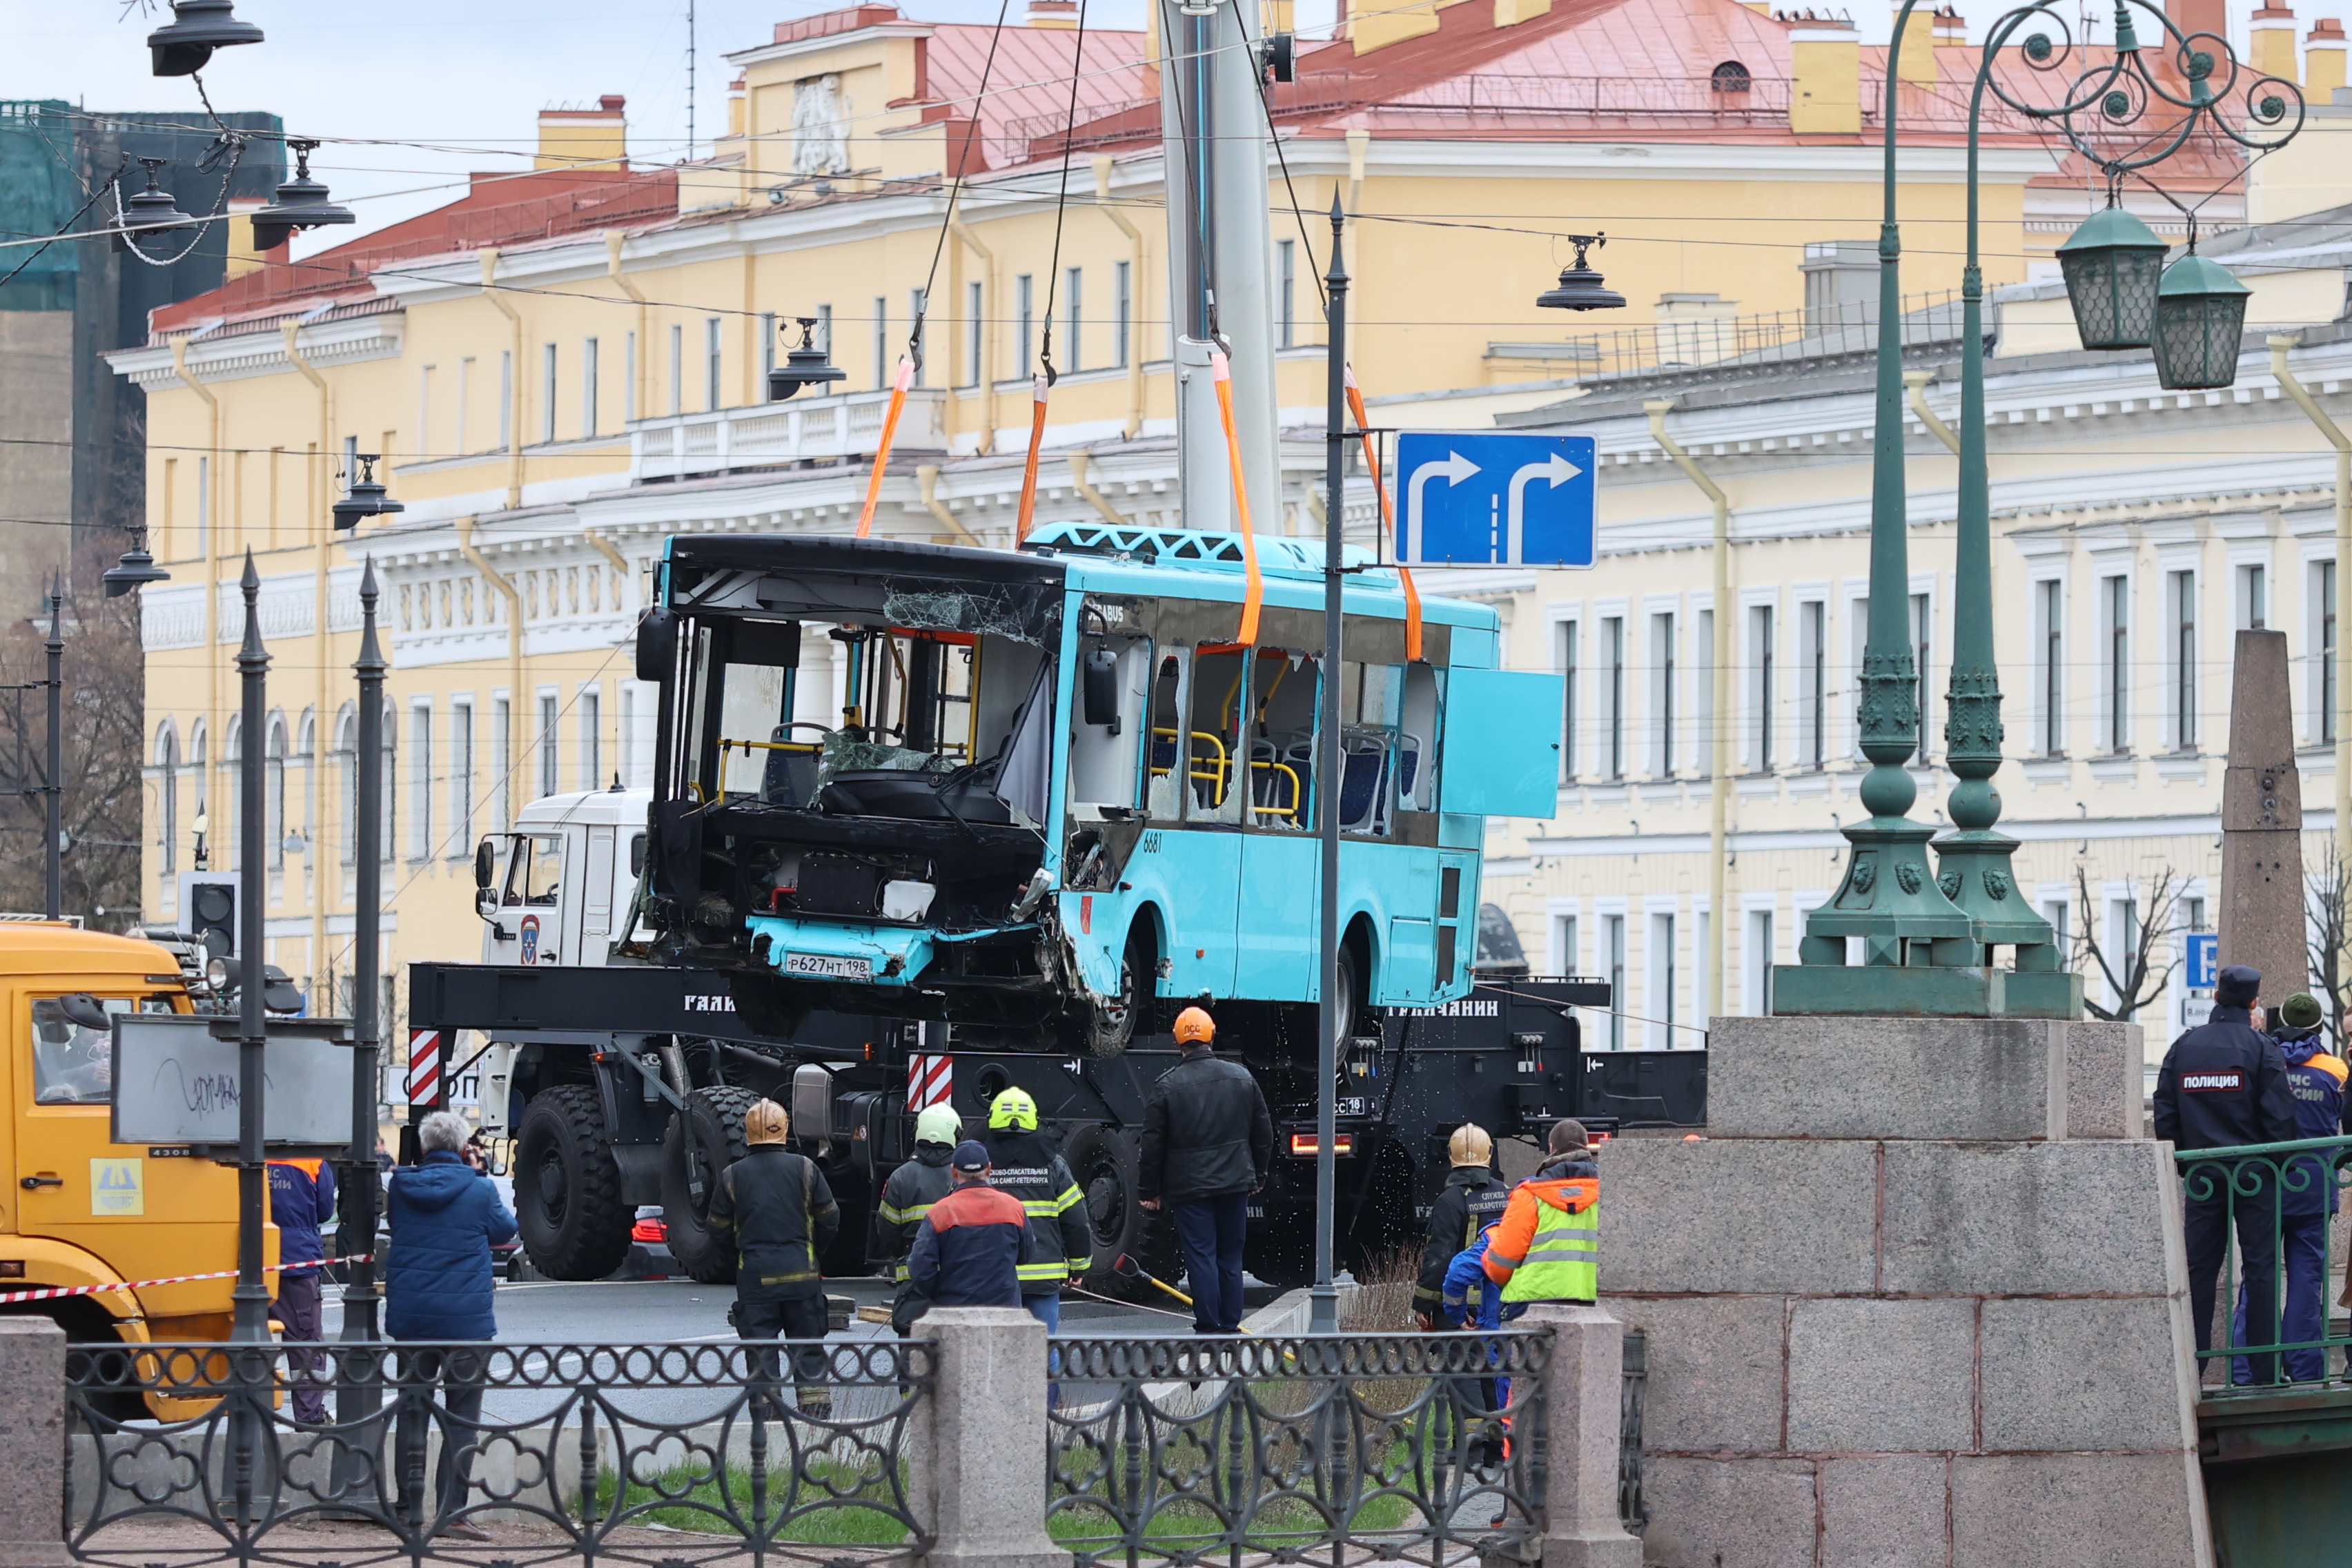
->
768, 317, 849, 400
101, 544, 171, 598
1536, 234, 1627, 312
2055, 204, 2168, 351
2151, 251, 2250, 391
147, 0, 264, 77
247, 139, 354, 253
331, 455, 404, 531
117, 159, 195, 257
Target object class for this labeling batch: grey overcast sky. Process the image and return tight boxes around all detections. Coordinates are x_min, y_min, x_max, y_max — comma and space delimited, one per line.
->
1, 0, 2338, 252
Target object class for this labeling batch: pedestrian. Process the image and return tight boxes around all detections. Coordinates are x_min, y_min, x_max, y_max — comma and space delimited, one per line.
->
1481, 1119, 1600, 1306
874, 1104, 963, 1335
981, 1086, 1092, 1331
266, 1156, 337, 1424
1415, 1124, 1512, 1330
384, 1110, 518, 1539
1137, 1006, 1274, 1336
2231, 990, 2349, 1382
707, 1099, 840, 1416
2154, 963, 2299, 1385
907, 1141, 1035, 1308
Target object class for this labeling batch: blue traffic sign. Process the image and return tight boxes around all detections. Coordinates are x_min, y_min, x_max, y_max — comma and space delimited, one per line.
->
1395, 432, 1596, 567
2185, 932, 2218, 991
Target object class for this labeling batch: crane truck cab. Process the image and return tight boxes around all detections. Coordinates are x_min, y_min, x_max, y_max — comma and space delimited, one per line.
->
474, 787, 652, 972
0, 920, 255, 1346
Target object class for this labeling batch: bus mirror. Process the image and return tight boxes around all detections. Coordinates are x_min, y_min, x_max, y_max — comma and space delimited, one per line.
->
474, 839, 496, 890
634, 607, 677, 685
1083, 647, 1121, 733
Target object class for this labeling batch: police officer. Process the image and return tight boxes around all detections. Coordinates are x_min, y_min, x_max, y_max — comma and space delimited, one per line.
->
981, 1086, 1092, 1330
708, 1099, 841, 1412
874, 1104, 963, 1335
1415, 1124, 1512, 1330
2154, 963, 2298, 1384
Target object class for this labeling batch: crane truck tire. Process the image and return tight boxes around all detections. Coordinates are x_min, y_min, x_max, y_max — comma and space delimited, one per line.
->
661, 1084, 760, 1283
514, 1085, 633, 1280
1061, 1121, 1178, 1301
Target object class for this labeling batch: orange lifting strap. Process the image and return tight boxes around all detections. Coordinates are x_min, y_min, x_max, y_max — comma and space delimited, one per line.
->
1344, 365, 1422, 663
854, 357, 917, 539
1210, 350, 1264, 647
1015, 374, 1050, 543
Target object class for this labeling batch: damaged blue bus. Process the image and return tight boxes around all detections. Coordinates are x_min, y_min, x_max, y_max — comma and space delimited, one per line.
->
637, 522, 1563, 1055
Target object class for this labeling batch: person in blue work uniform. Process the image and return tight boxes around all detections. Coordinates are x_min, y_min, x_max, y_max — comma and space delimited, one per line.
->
266, 1157, 337, 1423
1439, 1221, 1518, 1467
2154, 964, 2299, 1384
908, 1141, 1035, 1309
2232, 992, 2350, 1382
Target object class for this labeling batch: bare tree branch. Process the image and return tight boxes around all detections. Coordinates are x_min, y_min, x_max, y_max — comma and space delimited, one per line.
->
2072, 865, 2184, 1023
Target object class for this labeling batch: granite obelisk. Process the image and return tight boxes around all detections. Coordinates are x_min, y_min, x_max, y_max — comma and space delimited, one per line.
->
2219, 629, 2309, 1003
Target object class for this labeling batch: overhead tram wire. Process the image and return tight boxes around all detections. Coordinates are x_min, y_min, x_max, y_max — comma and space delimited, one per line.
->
1019, 0, 1091, 542
911, 0, 1018, 386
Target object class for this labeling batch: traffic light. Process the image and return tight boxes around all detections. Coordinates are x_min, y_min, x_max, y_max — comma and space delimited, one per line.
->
180, 872, 237, 959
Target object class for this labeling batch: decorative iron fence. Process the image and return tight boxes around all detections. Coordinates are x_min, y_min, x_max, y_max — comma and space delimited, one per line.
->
63, 1338, 932, 1568
1619, 1329, 1647, 1536
1046, 1331, 1549, 1567
2177, 1135, 2352, 1395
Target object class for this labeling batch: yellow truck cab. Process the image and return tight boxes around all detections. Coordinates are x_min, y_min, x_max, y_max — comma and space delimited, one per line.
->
0, 921, 263, 1344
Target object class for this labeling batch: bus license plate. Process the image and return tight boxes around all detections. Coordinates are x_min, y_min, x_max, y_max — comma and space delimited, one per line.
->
784, 952, 871, 979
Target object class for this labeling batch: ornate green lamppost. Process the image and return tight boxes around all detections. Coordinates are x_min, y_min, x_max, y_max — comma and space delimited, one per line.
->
1776, 0, 2302, 1017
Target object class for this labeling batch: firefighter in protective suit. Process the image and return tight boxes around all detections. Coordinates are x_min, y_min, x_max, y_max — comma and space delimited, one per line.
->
708, 1099, 840, 1413
981, 1086, 1092, 1329
1415, 1124, 1512, 1329
874, 1104, 963, 1334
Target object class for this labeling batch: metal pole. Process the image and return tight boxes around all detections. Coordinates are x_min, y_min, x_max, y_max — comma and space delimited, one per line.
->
1310, 197, 1348, 1335
343, 559, 386, 1345
43, 577, 62, 922
232, 550, 271, 1342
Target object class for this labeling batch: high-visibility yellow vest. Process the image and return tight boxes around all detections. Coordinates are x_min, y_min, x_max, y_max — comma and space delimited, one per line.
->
1500, 1186, 1598, 1304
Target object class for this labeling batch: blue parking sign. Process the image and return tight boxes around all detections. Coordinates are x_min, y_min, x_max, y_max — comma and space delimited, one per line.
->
2185, 932, 2218, 991
1395, 433, 1596, 568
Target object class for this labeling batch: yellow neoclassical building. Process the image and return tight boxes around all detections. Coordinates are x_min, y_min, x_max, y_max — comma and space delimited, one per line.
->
115, 0, 2273, 1012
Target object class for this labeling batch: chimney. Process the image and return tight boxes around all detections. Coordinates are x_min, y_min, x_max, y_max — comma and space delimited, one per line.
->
2166, 0, 2224, 53
1932, 7, 1966, 48
1789, 12, 1862, 135
2251, 1, 2300, 84
536, 94, 629, 171
2311, 16, 2347, 97
1894, 0, 1937, 82
1026, 0, 1077, 26
727, 75, 747, 139
1801, 240, 1881, 328
223, 196, 273, 278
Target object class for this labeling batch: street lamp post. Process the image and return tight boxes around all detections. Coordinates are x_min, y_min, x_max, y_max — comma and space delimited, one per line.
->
342, 560, 388, 1346
231, 551, 272, 1342
1778, 0, 2301, 1017
1311, 197, 1351, 1336
41, 581, 61, 923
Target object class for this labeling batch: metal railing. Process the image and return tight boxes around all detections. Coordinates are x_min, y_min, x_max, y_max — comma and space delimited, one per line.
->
630, 387, 951, 481
1046, 1331, 1551, 1567
2177, 1135, 2352, 1395
1549, 290, 1970, 382
63, 1338, 933, 1567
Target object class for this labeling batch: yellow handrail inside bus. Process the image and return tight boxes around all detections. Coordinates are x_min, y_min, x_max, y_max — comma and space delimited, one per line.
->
1148, 727, 1232, 804
1251, 760, 1302, 821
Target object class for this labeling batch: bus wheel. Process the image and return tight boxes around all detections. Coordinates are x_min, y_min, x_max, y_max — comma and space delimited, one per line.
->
663, 1086, 760, 1284
1334, 935, 1368, 1038
514, 1086, 633, 1280
1072, 928, 1150, 1059
1064, 1122, 1177, 1301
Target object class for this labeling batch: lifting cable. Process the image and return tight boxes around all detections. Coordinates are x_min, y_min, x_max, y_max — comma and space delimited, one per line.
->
1212, 349, 1265, 647
861, 0, 1019, 540
1019, 0, 1092, 544
1345, 367, 1422, 662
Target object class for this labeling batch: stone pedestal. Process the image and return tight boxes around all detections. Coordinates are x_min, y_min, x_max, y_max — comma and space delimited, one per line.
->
1515, 1303, 1642, 1568
0, 1318, 70, 1568
909, 1307, 1065, 1568
1609, 1016, 2211, 1567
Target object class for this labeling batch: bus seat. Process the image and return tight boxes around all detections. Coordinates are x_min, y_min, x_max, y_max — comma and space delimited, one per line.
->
1395, 733, 1424, 809
1339, 734, 1389, 832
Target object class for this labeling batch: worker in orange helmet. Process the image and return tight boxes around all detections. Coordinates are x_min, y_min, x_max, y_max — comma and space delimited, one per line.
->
1137, 1005, 1273, 1334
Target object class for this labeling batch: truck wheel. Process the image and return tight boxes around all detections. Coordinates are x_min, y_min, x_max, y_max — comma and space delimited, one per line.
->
1070, 927, 1150, 1059
514, 1086, 632, 1280
663, 1085, 761, 1284
1064, 1122, 1179, 1302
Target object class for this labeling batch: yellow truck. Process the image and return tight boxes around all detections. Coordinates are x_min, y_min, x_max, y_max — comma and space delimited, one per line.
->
0, 920, 266, 1344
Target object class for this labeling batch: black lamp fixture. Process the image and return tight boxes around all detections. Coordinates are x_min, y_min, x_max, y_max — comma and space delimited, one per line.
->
2055, 201, 2168, 351
1536, 233, 1627, 312
101, 537, 171, 598
117, 159, 196, 256
248, 140, 354, 253
768, 317, 849, 400
331, 454, 404, 531
2151, 245, 2251, 391
148, 0, 264, 77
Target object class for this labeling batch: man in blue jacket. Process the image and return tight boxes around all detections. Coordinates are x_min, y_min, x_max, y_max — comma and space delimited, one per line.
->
266, 1157, 336, 1423
908, 1141, 1033, 1307
385, 1110, 518, 1537
2233, 992, 2350, 1382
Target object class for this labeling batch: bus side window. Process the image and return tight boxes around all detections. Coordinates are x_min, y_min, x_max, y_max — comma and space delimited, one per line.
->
1248, 651, 1316, 827
1069, 636, 1146, 812
1188, 649, 1250, 823
1398, 663, 1441, 814
1144, 649, 1189, 821
1339, 662, 1401, 835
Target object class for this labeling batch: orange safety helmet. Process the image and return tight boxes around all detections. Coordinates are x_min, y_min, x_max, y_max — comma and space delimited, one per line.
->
1173, 1006, 1216, 1046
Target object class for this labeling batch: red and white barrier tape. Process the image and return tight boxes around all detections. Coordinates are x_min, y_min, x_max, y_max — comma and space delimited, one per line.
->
0, 1254, 371, 1306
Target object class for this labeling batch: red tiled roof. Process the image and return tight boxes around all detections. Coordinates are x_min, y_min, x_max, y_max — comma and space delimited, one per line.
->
147, 166, 678, 341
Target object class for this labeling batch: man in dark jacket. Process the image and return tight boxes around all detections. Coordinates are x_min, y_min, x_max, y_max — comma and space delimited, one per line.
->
1415, 1124, 1511, 1329
2233, 992, 2351, 1382
709, 1099, 841, 1413
1137, 1006, 1274, 1335
875, 1104, 962, 1335
386, 1110, 519, 1535
2155, 963, 2300, 1384
266, 1157, 337, 1423
909, 1141, 1035, 1306
982, 1086, 1092, 1331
